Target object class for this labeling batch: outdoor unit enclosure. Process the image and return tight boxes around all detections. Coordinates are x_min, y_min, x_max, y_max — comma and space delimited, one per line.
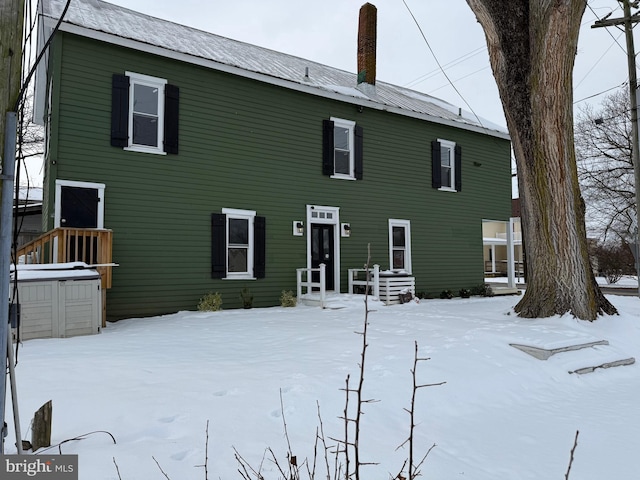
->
12, 267, 102, 340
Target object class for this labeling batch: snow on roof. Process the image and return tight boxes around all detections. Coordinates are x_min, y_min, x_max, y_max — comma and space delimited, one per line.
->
40, 0, 509, 139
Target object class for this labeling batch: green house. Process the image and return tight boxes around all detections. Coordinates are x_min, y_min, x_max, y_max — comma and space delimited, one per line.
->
33, 0, 512, 320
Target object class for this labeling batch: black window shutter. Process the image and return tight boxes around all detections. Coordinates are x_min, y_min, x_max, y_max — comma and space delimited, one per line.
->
454, 145, 462, 192
111, 74, 130, 148
164, 84, 179, 154
431, 140, 442, 189
254, 216, 266, 279
211, 213, 226, 279
354, 124, 364, 180
322, 119, 334, 176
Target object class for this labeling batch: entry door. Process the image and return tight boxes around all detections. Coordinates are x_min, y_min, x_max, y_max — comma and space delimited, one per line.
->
311, 224, 335, 290
58, 185, 100, 264
60, 186, 99, 228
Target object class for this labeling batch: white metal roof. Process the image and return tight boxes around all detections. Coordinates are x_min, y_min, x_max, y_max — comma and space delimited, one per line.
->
40, 0, 509, 140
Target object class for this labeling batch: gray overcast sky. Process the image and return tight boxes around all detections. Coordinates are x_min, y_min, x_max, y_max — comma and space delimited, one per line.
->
101, 0, 634, 128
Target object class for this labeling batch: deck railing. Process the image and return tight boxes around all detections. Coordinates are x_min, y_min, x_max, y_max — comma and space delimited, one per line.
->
348, 264, 380, 298
15, 227, 114, 290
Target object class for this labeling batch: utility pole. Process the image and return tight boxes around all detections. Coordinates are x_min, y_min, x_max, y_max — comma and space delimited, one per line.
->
1, 0, 26, 452
592, 0, 640, 298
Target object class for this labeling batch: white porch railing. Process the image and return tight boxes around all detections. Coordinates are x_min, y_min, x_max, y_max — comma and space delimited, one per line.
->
348, 264, 380, 298
296, 263, 326, 308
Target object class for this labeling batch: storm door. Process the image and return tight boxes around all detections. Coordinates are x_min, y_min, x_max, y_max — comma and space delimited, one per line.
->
311, 223, 335, 290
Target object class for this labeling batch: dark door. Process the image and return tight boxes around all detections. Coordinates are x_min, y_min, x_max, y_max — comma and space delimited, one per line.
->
60, 186, 99, 228
60, 186, 99, 264
311, 224, 335, 290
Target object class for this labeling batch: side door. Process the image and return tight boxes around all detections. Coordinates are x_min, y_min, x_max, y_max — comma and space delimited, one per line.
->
54, 180, 105, 263
60, 186, 99, 228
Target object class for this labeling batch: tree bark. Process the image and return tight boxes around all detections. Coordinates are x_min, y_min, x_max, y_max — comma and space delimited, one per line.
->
466, 0, 617, 320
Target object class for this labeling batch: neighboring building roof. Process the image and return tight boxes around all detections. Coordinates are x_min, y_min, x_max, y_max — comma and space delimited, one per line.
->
39, 0, 509, 140
17, 186, 43, 204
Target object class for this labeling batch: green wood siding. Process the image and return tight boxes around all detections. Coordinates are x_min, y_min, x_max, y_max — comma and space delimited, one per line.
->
47, 33, 512, 319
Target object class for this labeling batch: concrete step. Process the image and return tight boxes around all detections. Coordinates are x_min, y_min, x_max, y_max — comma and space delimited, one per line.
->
569, 357, 635, 375
511, 339, 636, 375
510, 340, 609, 360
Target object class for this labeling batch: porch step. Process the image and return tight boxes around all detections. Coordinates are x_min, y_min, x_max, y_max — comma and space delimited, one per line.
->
491, 286, 521, 296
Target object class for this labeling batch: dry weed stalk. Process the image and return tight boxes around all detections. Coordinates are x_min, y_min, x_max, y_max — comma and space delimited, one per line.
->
394, 341, 445, 480
565, 430, 579, 480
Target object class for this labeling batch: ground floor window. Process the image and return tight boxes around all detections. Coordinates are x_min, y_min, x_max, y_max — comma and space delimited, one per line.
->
211, 208, 266, 280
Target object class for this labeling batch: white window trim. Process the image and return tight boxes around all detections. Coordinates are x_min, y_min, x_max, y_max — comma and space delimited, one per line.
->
330, 117, 356, 180
222, 207, 256, 280
306, 205, 341, 292
388, 219, 412, 274
54, 179, 106, 229
437, 138, 456, 192
124, 71, 167, 155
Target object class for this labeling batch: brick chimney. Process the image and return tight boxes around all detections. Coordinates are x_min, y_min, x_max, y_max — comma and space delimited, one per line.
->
357, 3, 377, 93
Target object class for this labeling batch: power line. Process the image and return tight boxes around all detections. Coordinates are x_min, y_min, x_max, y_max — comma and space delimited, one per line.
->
587, 2, 627, 55
404, 46, 487, 89
574, 81, 628, 104
575, 30, 626, 88
400, 0, 486, 128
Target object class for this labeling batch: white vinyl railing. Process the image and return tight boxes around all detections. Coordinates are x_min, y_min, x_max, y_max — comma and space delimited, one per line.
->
347, 264, 380, 298
296, 263, 326, 308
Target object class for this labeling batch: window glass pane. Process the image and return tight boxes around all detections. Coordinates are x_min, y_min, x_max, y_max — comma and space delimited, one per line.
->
229, 218, 249, 244
392, 226, 405, 247
334, 126, 349, 150
133, 114, 158, 146
228, 248, 248, 272
441, 145, 451, 167
334, 150, 350, 175
393, 250, 405, 269
133, 84, 158, 115
441, 165, 452, 188
312, 228, 320, 261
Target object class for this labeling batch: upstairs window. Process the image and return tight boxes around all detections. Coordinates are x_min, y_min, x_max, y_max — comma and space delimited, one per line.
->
111, 72, 179, 155
388, 219, 412, 273
211, 209, 266, 280
322, 118, 363, 180
431, 139, 461, 192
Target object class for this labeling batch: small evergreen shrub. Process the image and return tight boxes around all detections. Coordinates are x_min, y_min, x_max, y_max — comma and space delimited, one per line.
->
240, 287, 253, 309
439, 289, 454, 299
471, 283, 494, 297
280, 290, 297, 307
197, 292, 223, 311
459, 288, 472, 298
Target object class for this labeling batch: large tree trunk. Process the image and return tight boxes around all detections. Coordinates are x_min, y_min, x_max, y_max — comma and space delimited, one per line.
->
466, 0, 617, 320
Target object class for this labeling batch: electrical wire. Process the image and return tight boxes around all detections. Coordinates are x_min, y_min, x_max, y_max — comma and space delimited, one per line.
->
400, 0, 487, 129
574, 81, 628, 104
10, 0, 71, 356
404, 46, 487, 89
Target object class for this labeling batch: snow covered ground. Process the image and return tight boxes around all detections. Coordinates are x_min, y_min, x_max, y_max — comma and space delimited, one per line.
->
4, 289, 640, 480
